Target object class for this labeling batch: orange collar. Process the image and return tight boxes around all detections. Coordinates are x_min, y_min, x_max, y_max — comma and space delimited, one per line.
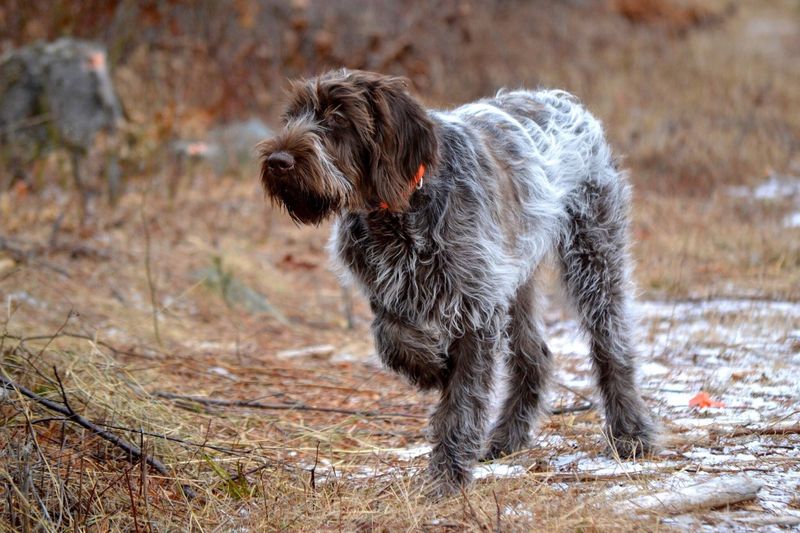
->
378, 164, 425, 211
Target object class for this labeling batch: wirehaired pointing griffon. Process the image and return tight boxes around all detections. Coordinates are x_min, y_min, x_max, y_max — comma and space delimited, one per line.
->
258, 69, 657, 494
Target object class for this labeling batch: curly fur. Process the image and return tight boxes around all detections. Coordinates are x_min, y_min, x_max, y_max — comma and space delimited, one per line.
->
259, 69, 657, 494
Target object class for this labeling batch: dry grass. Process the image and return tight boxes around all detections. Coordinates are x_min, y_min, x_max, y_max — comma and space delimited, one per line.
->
634, 189, 800, 298
0, 176, 657, 531
2, 0, 800, 530
3, 1, 799, 194
2, 172, 797, 530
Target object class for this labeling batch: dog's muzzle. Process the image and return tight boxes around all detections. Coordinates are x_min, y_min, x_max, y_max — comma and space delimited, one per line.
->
261, 158, 339, 225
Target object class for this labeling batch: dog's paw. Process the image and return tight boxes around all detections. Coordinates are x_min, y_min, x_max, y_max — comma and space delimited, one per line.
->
423, 462, 471, 500
481, 428, 531, 462
605, 423, 658, 459
480, 440, 519, 462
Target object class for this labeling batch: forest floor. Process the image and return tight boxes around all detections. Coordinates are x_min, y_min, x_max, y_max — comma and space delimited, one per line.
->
3, 0, 800, 529
1, 169, 799, 531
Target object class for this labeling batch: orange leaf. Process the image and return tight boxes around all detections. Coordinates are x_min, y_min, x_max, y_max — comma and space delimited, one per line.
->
688, 391, 724, 408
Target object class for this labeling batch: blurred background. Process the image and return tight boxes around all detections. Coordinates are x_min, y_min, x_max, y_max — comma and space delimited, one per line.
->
2, 0, 799, 296
1, 1, 800, 530
2, 0, 798, 193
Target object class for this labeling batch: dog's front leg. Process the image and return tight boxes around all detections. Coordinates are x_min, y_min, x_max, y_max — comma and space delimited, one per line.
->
370, 303, 448, 391
427, 311, 500, 495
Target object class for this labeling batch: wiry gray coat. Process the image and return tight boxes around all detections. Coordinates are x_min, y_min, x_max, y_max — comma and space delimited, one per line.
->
259, 70, 656, 494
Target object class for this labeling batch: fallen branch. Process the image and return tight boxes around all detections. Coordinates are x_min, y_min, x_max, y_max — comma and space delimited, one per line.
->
0, 370, 196, 500
0, 235, 71, 278
530, 470, 662, 483
157, 392, 590, 419
710, 511, 800, 527
623, 475, 762, 515
711, 423, 800, 438
276, 344, 336, 359
155, 391, 426, 419
550, 402, 593, 415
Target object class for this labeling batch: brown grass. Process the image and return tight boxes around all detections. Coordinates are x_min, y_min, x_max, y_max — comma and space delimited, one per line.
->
2, 0, 799, 530
3, 0, 799, 194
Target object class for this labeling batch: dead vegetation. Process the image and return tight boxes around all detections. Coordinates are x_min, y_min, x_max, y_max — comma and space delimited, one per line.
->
1, 0, 800, 531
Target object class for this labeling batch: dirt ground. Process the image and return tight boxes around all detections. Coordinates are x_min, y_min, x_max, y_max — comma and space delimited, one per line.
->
1, 171, 799, 531
2, 0, 800, 531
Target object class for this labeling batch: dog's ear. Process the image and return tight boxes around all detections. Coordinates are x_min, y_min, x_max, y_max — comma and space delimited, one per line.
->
366, 75, 438, 210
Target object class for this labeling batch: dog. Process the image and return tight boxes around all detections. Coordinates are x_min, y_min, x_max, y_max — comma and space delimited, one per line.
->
258, 69, 656, 494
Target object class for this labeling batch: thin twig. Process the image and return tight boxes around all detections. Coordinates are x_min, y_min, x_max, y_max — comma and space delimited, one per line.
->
155, 391, 426, 419
32, 312, 75, 364
492, 489, 502, 533
0, 371, 196, 500
310, 442, 320, 492
554, 381, 595, 407
123, 468, 142, 533
4, 331, 157, 359
0, 235, 71, 278
550, 402, 593, 416
29, 416, 250, 454
711, 424, 800, 438
140, 188, 161, 346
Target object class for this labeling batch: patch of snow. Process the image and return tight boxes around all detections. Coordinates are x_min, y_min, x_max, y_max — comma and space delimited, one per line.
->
548, 333, 590, 357
661, 390, 697, 408
682, 450, 758, 465
503, 505, 534, 518
6, 291, 41, 308
785, 212, 800, 228
473, 463, 526, 479
208, 366, 237, 380
391, 445, 431, 459
728, 175, 800, 200
640, 362, 670, 376
366, 294, 800, 524
550, 451, 591, 469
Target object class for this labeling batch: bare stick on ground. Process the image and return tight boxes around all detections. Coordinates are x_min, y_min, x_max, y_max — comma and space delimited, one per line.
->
623, 475, 762, 515
156, 393, 590, 418
154, 391, 426, 419
0, 369, 197, 500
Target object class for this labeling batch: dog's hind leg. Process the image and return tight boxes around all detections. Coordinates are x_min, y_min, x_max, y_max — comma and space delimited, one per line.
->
483, 276, 552, 460
558, 171, 656, 457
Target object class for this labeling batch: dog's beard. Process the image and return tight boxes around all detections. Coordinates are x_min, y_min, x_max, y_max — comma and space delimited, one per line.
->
275, 182, 339, 225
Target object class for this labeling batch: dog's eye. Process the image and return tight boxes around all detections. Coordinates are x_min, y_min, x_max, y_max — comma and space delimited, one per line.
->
327, 113, 348, 129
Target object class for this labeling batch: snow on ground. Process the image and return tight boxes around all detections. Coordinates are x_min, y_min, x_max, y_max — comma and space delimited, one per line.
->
319, 297, 800, 529
729, 174, 800, 229
550, 298, 800, 527
728, 176, 800, 201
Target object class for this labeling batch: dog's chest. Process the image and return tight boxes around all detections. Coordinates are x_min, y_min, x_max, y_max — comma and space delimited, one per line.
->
333, 213, 450, 318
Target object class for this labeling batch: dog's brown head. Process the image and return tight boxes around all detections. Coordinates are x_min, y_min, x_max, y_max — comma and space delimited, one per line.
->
258, 69, 438, 224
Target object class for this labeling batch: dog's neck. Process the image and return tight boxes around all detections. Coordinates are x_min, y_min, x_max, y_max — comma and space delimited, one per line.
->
376, 164, 426, 212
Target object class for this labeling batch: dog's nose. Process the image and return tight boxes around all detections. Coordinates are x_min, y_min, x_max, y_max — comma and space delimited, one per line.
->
267, 151, 295, 174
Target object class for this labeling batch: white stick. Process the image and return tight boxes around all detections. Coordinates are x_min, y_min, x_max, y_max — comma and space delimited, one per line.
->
710, 511, 800, 527
276, 344, 336, 359
623, 475, 762, 515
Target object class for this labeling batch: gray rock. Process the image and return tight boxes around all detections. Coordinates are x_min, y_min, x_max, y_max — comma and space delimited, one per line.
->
0, 38, 123, 205
173, 118, 272, 176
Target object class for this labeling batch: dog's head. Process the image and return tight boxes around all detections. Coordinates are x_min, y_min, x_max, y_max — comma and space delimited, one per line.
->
258, 69, 438, 224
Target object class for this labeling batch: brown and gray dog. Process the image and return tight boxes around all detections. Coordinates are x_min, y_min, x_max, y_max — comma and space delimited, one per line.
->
258, 69, 656, 495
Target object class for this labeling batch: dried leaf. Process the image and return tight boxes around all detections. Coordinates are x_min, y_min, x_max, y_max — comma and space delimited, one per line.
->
688, 391, 725, 408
